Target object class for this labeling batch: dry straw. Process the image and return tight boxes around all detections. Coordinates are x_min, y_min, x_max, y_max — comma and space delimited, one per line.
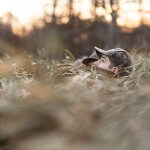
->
0, 50, 149, 150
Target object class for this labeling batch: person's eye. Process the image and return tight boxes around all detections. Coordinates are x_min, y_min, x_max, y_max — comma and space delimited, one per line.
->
101, 57, 106, 62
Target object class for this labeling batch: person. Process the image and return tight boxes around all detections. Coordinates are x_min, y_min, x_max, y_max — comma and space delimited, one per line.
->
82, 47, 133, 77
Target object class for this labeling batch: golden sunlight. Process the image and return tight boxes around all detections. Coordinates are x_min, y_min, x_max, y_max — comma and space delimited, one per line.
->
0, 0, 149, 35
73, 0, 92, 19
118, 2, 141, 28
0, 0, 48, 24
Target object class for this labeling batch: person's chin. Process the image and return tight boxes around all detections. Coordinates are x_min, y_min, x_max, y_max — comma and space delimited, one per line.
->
95, 67, 115, 74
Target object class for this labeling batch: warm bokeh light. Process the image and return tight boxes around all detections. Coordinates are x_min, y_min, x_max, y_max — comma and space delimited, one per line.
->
73, 0, 92, 19
0, 0, 150, 35
0, 0, 50, 35
141, 0, 150, 11
0, 0, 49, 24
117, 2, 141, 28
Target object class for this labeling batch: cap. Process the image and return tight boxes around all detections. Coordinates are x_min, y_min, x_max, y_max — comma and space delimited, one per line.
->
82, 50, 99, 65
82, 47, 133, 76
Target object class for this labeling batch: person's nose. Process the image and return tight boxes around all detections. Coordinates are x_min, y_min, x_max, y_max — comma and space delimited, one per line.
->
93, 61, 98, 67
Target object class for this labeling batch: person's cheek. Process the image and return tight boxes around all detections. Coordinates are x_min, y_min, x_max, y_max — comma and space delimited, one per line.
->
99, 63, 108, 69
97, 61, 104, 68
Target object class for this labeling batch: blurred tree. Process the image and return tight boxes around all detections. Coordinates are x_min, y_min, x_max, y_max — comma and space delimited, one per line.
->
52, 0, 58, 23
91, 0, 119, 48
92, 0, 99, 19
0, 12, 20, 44
100, 0, 105, 9
68, 0, 74, 20
107, 0, 119, 49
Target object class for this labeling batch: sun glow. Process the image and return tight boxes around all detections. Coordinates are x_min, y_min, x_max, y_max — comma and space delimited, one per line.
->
0, 0, 50, 35
0, 0, 49, 24
73, 0, 92, 19
0, 0, 149, 35
117, 2, 141, 28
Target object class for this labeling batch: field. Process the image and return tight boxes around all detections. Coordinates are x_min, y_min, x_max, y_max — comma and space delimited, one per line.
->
0, 49, 149, 150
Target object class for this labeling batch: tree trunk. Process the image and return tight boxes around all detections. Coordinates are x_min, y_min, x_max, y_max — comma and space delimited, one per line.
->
107, 0, 118, 49
92, 0, 98, 19
68, 0, 73, 19
52, 0, 57, 23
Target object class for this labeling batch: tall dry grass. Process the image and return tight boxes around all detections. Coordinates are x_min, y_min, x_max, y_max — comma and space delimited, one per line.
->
0, 50, 149, 150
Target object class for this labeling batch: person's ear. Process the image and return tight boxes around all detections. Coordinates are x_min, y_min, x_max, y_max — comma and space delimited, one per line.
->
112, 67, 119, 74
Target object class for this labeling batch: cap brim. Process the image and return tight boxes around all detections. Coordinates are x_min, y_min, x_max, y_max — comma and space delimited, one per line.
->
82, 47, 108, 65
94, 47, 108, 57
82, 57, 98, 65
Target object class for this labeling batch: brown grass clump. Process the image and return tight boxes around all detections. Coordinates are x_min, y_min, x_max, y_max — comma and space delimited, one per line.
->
0, 51, 149, 150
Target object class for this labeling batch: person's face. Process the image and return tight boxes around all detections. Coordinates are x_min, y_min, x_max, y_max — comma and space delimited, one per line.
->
91, 55, 118, 74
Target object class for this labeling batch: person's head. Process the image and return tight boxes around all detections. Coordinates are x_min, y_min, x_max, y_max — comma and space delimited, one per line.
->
82, 47, 133, 77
